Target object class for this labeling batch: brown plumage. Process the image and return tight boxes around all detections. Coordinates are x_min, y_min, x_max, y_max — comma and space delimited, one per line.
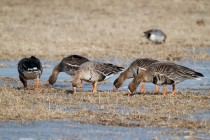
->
48, 55, 89, 85
113, 58, 159, 92
72, 61, 124, 93
128, 62, 204, 96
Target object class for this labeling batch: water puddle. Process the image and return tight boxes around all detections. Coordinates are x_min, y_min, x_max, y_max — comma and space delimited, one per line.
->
181, 110, 210, 121
0, 120, 209, 140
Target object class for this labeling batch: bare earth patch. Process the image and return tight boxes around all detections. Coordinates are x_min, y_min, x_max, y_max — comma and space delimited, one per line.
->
0, 83, 209, 136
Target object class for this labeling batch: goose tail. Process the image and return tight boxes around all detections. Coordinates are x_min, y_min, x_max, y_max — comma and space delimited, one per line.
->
194, 72, 204, 80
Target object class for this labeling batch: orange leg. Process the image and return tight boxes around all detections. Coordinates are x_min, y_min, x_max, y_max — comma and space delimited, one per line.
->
92, 82, 97, 93
77, 80, 83, 88
155, 84, 159, 93
163, 84, 167, 96
172, 84, 175, 95
35, 78, 39, 91
140, 82, 145, 93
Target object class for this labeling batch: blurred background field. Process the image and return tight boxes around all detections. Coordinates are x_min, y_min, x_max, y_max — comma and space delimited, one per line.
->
0, 0, 210, 60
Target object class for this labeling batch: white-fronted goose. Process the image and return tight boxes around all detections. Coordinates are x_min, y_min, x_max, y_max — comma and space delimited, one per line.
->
113, 58, 159, 93
49, 55, 89, 87
128, 62, 204, 96
72, 61, 124, 93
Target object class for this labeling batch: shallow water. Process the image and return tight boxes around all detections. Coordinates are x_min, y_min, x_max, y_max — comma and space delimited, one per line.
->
0, 120, 208, 140
0, 58, 209, 93
0, 58, 210, 139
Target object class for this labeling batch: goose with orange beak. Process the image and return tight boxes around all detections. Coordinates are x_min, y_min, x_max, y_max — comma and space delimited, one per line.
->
128, 62, 204, 96
72, 61, 124, 93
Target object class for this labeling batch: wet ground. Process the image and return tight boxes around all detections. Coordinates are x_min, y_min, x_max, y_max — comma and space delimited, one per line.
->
0, 58, 209, 93
0, 58, 210, 140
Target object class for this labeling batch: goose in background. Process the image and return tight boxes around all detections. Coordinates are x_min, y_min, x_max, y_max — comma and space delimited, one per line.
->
144, 29, 166, 44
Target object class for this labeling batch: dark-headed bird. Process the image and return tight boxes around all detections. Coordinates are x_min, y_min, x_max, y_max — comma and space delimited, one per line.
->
18, 56, 43, 91
144, 29, 166, 44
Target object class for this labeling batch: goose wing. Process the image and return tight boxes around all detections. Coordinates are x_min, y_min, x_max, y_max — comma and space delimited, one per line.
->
18, 56, 43, 79
61, 55, 89, 74
94, 62, 124, 78
18, 56, 42, 73
130, 58, 159, 76
61, 55, 89, 68
149, 62, 203, 84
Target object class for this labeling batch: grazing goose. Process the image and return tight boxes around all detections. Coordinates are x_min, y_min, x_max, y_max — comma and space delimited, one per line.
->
72, 61, 124, 93
48, 55, 89, 87
144, 29, 166, 44
128, 62, 204, 96
17, 56, 43, 91
113, 58, 159, 93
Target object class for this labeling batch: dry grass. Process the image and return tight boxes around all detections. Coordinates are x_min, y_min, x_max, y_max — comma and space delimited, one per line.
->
0, 0, 210, 60
0, 82, 210, 135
